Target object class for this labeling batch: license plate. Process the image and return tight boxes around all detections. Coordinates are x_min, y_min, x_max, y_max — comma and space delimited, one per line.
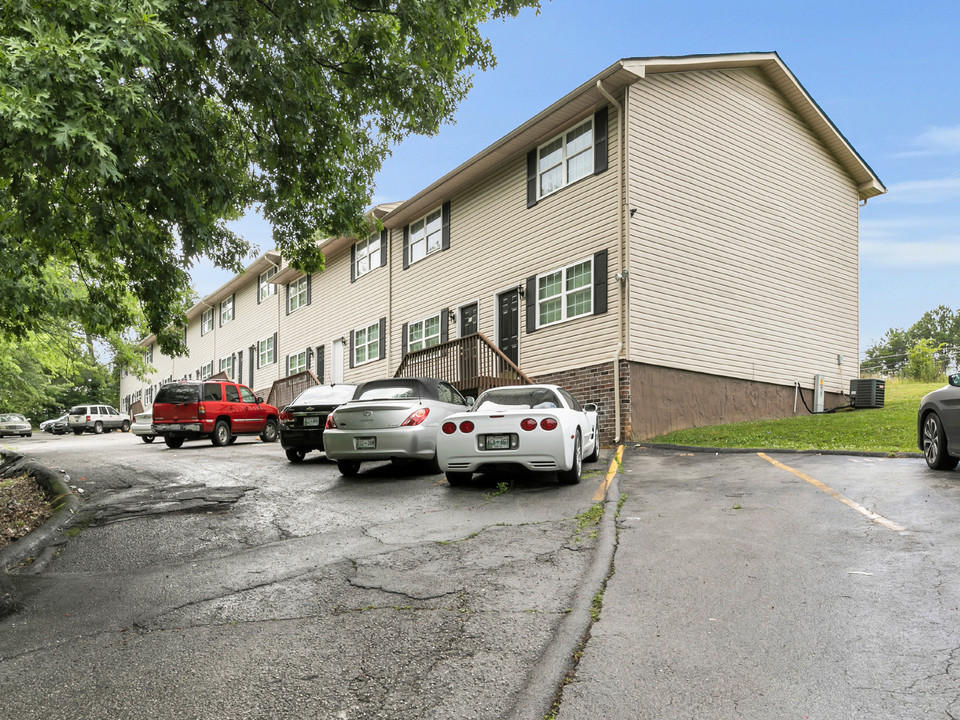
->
485, 434, 510, 450
303, 416, 320, 427
168, 424, 181, 431
355, 437, 376, 450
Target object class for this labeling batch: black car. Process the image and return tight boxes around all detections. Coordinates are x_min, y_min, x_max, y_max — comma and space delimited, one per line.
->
279, 384, 357, 462
917, 373, 960, 470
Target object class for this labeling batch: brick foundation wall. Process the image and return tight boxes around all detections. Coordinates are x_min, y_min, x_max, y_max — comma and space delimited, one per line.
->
533, 359, 630, 446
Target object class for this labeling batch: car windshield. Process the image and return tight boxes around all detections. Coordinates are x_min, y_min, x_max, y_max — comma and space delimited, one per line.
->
474, 388, 561, 411
294, 385, 357, 405
155, 384, 201, 404
69, 406, 87, 414
7, 413, 26, 421
356, 385, 419, 401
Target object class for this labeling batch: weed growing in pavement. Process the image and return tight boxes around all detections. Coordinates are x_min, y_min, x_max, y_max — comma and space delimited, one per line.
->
570, 502, 605, 545
484, 481, 510, 501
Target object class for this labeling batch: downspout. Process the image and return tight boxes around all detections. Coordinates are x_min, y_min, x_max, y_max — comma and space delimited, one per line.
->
597, 79, 626, 443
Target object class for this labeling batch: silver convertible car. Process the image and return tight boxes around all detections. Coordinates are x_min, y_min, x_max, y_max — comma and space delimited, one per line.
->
918, 373, 960, 470
323, 377, 473, 476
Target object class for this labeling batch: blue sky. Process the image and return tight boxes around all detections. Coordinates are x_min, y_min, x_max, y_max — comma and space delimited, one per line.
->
205, 0, 960, 361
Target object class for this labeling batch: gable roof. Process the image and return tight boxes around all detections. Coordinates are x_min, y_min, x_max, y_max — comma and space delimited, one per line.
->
383, 52, 884, 228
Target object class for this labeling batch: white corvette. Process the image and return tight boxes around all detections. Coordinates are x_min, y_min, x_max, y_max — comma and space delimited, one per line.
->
437, 384, 600, 486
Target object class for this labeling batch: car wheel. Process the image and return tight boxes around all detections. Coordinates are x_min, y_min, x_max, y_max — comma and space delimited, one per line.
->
922, 412, 960, 470
558, 432, 582, 485
337, 460, 361, 476
584, 427, 600, 463
260, 419, 279, 443
286, 448, 307, 463
73, 429, 83, 436
164, 437, 185, 449
211, 420, 232, 447
445, 471, 472, 486
121, 420, 131, 432
142, 435, 155, 444
93, 421, 103, 435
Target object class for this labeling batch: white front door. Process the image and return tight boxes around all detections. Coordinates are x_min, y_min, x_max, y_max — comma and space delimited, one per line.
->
332, 338, 344, 383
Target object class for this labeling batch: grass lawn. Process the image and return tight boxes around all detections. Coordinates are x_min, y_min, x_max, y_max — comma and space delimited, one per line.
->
648, 380, 943, 455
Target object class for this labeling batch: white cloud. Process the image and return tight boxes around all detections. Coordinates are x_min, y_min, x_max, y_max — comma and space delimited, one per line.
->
878, 176, 960, 204
892, 124, 960, 158
861, 237, 960, 267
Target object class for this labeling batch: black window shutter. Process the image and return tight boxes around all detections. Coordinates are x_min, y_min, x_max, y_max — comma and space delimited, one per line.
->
285, 283, 291, 316
441, 201, 451, 251
306, 275, 312, 306
237, 351, 243, 385
257, 277, 262, 305
441, 309, 449, 343
401, 322, 408, 356
249, 346, 256, 388
350, 243, 356, 283
306, 346, 313, 370
318, 346, 325, 383
285, 355, 290, 374
526, 149, 538, 208
349, 331, 355, 369
231, 293, 236, 318
380, 229, 388, 267
272, 332, 278, 362
402, 225, 410, 269
594, 107, 609, 175
378, 318, 386, 360
218, 303, 222, 328
593, 249, 608, 315
526, 275, 537, 333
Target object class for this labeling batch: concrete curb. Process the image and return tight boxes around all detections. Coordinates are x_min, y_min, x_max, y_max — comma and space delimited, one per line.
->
505, 448, 623, 720
0, 449, 80, 573
635, 442, 923, 459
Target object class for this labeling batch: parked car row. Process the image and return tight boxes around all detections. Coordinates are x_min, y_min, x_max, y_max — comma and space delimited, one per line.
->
0, 413, 32, 438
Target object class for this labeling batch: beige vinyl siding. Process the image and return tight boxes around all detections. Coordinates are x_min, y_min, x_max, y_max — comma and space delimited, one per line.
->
627, 68, 859, 393
388, 107, 621, 378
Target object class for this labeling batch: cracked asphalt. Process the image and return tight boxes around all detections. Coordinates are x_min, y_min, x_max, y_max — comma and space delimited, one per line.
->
2, 434, 959, 719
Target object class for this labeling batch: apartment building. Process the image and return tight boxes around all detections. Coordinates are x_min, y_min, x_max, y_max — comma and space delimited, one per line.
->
121, 52, 884, 442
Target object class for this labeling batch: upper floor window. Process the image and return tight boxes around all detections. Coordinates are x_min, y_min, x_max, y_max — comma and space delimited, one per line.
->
220, 355, 234, 379
201, 308, 214, 335
537, 257, 593, 328
288, 276, 309, 314
538, 117, 593, 199
409, 208, 443, 265
353, 321, 380, 366
259, 335, 276, 367
259, 265, 278, 302
408, 314, 442, 353
143, 344, 154, 364
355, 233, 382, 279
220, 295, 234, 325
199, 361, 214, 379
288, 351, 307, 375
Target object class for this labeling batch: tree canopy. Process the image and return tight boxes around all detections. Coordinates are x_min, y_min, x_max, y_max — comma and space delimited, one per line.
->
861, 305, 960, 378
0, 0, 540, 356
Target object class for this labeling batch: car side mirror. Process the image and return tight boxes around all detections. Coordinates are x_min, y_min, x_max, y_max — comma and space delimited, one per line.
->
583, 403, 598, 412
465, 397, 475, 407
257, 396, 264, 404
949, 374, 960, 388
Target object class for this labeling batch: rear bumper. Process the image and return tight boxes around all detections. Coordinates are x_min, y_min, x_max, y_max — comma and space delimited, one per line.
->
153, 423, 204, 437
323, 427, 437, 461
280, 427, 325, 451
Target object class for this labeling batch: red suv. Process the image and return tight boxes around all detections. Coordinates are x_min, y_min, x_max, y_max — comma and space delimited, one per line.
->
151, 381, 280, 449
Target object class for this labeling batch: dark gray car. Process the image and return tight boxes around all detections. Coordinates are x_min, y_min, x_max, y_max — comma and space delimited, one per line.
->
917, 373, 960, 470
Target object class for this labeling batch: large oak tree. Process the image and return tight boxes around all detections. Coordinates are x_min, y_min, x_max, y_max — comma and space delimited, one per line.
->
0, 0, 540, 355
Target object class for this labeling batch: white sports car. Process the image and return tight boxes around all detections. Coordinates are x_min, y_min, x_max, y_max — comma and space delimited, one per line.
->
437, 384, 600, 486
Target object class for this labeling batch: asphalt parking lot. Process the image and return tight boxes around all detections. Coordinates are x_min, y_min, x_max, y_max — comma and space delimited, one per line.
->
1, 433, 958, 719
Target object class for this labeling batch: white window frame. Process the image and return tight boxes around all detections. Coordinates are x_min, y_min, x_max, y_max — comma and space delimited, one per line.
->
288, 350, 307, 375
408, 207, 443, 265
220, 296, 234, 325
537, 117, 594, 199
407, 313, 442, 353
200, 308, 214, 335
259, 266, 279, 301
355, 233, 382, 279
288, 276, 308, 314
353, 322, 380, 366
536, 256, 594, 329
144, 344, 153, 364
219, 355, 234, 379
199, 361, 214, 380
259, 336, 276, 367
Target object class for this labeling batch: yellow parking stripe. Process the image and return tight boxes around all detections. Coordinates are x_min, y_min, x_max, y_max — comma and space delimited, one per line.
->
757, 452, 906, 532
593, 445, 624, 502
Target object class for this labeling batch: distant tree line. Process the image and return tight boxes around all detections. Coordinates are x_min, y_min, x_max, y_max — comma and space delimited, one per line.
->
861, 305, 960, 381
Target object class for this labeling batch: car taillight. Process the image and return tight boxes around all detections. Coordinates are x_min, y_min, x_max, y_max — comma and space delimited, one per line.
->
401, 408, 430, 426
540, 418, 558, 431
280, 410, 294, 422
85, 415, 91, 422
459, 420, 475, 433
442, 421, 457, 435
520, 418, 537, 431
325, 415, 337, 429
197, 404, 206, 418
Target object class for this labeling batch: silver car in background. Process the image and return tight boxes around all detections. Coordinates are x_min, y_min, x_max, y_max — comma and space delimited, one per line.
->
323, 378, 473, 476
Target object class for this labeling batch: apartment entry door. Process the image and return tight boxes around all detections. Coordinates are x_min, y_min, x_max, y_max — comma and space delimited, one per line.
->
497, 289, 519, 369
331, 338, 344, 384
